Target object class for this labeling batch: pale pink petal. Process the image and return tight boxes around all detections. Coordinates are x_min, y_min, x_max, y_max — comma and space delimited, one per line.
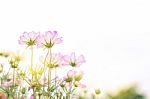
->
44, 35, 51, 43
36, 35, 44, 48
78, 83, 86, 88
36, 35, 43, 42
70, 52, 76, 62
35, 32, 40, 37
18, 40, 24, 45
45, 31, 54, 38
54, 37, 63, 44
77, 55, 86, 64
63, 55, 70, 63
18, 35, 27, 45
28, 31, 35, 39
52, 31, 58, 39
67, 70, 76, 77
22, 32, 28, 39
56, 53, 63, 62
20, 36, 26, 41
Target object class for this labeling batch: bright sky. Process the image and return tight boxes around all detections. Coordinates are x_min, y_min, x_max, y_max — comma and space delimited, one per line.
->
0, 0, 150, 97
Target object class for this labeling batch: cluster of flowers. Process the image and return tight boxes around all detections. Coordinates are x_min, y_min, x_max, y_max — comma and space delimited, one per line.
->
0, 31, 100, 99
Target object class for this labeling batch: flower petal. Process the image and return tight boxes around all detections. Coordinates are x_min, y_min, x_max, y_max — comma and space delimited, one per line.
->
54, 37, 63, 44
18, 40, 24, 45
70, 52, 76, 62
45, 31, 54, 38
77, 55, 85, 64
63, 55, 70, 63
67, 70, 76, 77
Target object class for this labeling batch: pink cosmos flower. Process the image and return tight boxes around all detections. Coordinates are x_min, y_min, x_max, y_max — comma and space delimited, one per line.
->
18, 31, 39, 47
63, 70, 76, 83
63, 52, 85, 67
40, 53, 63, 68
36, 31, 62, 49
63, 70, 86, 89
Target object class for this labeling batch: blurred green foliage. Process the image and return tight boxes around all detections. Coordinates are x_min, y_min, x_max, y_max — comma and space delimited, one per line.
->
106, 85, 146, 99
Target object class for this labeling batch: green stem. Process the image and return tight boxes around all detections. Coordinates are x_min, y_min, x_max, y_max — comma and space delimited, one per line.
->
68, 82, 73, 99
43, 49, 49, 87
39, 95, 41, 99
33, 88, 36, 99
55, 67, 57, 86
55, 67, 58, 99
30, 46, 36, 99
31, 46, 34, 81
48, 68, 51, 98
48, 48, 52, 98
13, 68, 15, 86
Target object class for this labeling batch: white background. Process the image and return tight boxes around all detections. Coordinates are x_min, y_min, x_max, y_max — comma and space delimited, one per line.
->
0, 0, 150, 97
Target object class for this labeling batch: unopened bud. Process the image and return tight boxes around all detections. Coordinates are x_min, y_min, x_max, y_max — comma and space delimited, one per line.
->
95, 88, 101, 95
21, 88, 26, 94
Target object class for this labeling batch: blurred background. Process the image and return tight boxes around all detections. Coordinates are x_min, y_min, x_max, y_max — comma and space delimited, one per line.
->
0, 0, 150, 98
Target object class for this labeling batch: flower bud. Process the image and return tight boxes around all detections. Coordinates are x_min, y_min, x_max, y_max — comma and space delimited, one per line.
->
95, 88, 101, 95
21, 88, 26, 94
60, 83, 65, 87
37, 90, 43, 96
74, 71, 83, 81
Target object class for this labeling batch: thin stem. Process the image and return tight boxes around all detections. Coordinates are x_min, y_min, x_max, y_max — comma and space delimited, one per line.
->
68, 82, 73, 99
55, 67, 58, 99
55, 67, 57, 86
23, 78, 30, 85
12, 68, 15, 99
33, 88, 36, 99
13, 68, 15, 86
30, 46, 36, 99
31, 46, 34, 80
48, 68, 51, 95
48, 68, 51, 88
43, 49, 49, 86
48, 48, 52, 98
